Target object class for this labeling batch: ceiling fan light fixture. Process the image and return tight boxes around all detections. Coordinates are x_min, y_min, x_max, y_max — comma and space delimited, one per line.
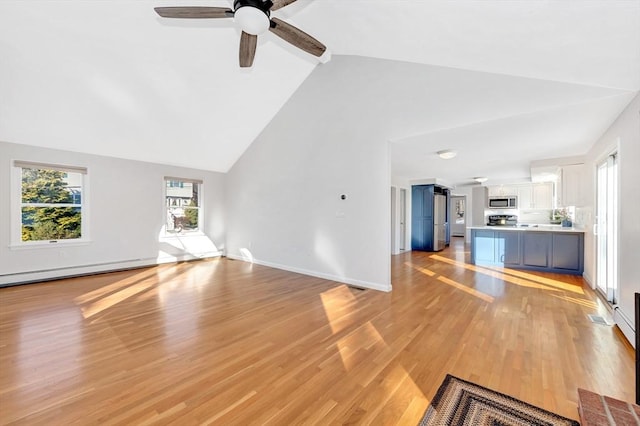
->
474, 177, 488, 183
234, 6, 270, 35
155, 0, 327, 67
437, 149, 457, 160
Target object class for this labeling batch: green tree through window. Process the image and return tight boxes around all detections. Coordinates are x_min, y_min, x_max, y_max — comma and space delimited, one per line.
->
21, 168, 82, 241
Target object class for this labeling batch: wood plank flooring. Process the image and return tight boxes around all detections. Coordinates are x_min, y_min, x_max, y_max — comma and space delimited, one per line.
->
0, 238, 634, 425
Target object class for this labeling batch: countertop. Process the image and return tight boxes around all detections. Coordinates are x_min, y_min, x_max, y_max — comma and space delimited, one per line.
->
469, 225, 585, 233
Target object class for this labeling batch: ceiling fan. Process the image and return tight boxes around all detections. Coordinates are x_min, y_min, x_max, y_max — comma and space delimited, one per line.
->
154, 0, 327, 67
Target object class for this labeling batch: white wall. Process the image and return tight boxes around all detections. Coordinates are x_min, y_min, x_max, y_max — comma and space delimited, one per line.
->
583, 93, 640, 346
0, 141, 225, 285
226, 57, 403, 292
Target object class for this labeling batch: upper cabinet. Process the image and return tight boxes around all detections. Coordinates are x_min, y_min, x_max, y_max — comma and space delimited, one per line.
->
488, 182, 553, 209
487, 185, 518, 196
558, 164, 586, 207
533, 183, 553, 209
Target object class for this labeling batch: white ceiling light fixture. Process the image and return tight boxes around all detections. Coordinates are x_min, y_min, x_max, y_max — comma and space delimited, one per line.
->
437, 149, 457, 160
234, 5, 270, 35
474, 177, 488, 183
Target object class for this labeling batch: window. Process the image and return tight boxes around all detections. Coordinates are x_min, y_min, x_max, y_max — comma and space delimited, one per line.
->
13, 161, 87, 244
164, 177, 202, 234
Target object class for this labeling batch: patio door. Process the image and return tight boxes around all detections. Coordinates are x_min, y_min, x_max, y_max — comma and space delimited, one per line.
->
595, 152, 618, 303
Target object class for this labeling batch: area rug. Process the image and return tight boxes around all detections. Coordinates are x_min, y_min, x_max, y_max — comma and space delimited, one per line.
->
419, 374, 579, 426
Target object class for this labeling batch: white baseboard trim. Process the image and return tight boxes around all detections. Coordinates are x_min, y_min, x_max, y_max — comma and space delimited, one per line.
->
582, 272, 595, 289
582, 272, 596, 290
613, 306, 635, 349
0, 251, 223, 287
226, 253, 392, 292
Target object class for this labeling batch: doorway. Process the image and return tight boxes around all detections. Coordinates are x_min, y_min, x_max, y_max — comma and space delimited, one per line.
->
399, 188, 407, 250
391, 187, 408, 255
595, 151, 618, 303
391, 187, 397, 254
450, 196, 466, 237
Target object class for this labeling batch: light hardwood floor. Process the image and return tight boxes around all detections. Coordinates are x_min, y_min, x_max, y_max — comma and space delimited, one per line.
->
0, 238, 634, 425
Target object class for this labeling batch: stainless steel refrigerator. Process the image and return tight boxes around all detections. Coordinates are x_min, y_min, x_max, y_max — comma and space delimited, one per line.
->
433, 194, 447, 251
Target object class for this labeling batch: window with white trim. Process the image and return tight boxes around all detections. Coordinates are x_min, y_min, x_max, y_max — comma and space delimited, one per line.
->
13, 161, 87, 244
164, 177, 202, 234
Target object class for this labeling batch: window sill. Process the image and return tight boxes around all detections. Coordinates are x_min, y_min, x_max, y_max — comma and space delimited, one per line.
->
9, 240, 92, 250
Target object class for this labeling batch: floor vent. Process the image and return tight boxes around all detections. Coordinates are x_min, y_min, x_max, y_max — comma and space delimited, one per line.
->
348, 285, 366, 291
587, 314, 611, 326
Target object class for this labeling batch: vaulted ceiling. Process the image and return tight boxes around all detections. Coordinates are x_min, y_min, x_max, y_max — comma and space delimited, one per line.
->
1, 0, 639, 186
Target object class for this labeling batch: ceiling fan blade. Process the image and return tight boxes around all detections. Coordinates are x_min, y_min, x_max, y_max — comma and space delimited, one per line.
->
269, 17, 326, 57
271, 0, 298, 11
154, 7, 233, 19
239, 31, 258, 68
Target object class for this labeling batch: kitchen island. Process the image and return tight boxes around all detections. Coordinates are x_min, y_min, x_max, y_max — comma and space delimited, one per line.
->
469, 226, 585, 275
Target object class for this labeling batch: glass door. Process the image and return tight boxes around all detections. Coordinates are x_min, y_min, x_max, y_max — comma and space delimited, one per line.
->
595, 153, 618, 303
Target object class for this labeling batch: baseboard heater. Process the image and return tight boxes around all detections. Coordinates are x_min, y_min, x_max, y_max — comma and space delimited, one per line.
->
0, 252, 222, 287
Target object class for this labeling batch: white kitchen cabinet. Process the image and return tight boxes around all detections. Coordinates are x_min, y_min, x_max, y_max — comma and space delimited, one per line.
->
559, 164, 585, 207
517, 185, 533, 209
488, 185, 518, 196
532, 183, 553, 209
517, 183, 553, 209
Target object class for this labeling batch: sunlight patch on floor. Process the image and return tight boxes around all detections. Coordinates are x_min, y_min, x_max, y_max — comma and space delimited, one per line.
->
331, 320, 428, 409
404, 262, 436, 276
429, 254, 581, 294
355, 361, 428, 423
406, 259, 495, 302
437, 276, 495, 303
320, 285, 358, 335
336, 322, 386, 371
549, 293, 598, 309
80, 278, 157, 319
74, 269, 156, 304
485, 266, 584, 294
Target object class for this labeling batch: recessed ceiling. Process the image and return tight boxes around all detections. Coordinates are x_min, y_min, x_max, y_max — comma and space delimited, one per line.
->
0, 0, 638, 186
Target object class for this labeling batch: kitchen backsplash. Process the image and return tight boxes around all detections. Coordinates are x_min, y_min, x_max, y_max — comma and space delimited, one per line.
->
518, 209, 553, 224
483, 209, 552, 224
574, 207, 591, 228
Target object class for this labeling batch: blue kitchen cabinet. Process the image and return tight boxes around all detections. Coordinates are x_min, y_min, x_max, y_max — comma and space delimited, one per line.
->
411, 185, 434, 251
470, 229, 584, 275
496, 231, 521, 266
551, 233, 584, 271
472, 230, 496, 263
471, 230, 520, 265
522, 232, 550, 268
412, 185, 451, 251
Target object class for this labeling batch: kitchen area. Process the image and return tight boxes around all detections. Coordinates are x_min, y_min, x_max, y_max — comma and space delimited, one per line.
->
467, 169, 586, 275
409, 163, 588, 275
392, 77, 638, 365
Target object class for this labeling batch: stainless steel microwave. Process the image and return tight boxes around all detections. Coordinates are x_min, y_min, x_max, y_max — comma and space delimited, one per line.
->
488, 196, 517, 209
